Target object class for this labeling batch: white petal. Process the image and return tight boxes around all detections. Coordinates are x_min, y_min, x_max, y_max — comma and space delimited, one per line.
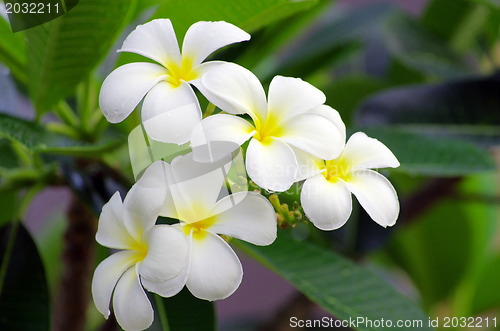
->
167, 153, 230, 222
123, 161, 170, 238
301, 175, 352, 231
345, 170, 399, 227
186, 231, 242, 301
140, 225, 188, 282
246, 138, 298, 192
209, 192, 277, 245
96, 192, 136, 250
191, 114, 255, 163
279, 113, 344, 160
182, 21, 250, 66
119, 19, 181, 68
99, 63, 167, 123
113, 265, 154, 331
309, 105, 346, 145
142, 81, 201, 144
91, 251, 138, 319
141, 225, 191, 297
192, 60, 226, 78
342, 132, 400, 170
267, 76, 325, 121
292, 147, 325, 181
200, 63, 267, 122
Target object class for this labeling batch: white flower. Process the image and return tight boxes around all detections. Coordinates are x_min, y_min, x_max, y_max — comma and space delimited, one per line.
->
191, 63, 346, 192
299, 132, 400, 231
91, 161, 189, 331
143, 153, 277, 301
99, 19, 250, 144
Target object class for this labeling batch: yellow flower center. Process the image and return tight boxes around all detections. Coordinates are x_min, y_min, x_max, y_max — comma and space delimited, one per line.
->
128, 239, 149, 263
165, 57, 199, 88
253, 113, 282, 145
323, 158, 352, 183
181, 216, 217, 240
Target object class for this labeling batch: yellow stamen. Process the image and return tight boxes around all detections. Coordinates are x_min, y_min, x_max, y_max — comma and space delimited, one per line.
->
323, 158, 352, 183
165, 57, 199, 88
181, 216, 217, 240
253, 113, 282, 145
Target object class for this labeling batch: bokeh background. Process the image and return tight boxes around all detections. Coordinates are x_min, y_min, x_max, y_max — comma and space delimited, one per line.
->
1, 0, 500, 330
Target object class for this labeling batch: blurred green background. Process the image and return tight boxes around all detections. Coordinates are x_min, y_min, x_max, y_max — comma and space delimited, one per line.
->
0, 0, 499, 330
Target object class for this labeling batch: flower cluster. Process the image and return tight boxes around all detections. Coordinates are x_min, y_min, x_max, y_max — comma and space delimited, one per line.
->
94, 18, 400, 330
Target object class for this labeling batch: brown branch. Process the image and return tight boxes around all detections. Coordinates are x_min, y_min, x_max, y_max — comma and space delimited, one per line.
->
400, 177, 462, 224
52, 193, 97, 331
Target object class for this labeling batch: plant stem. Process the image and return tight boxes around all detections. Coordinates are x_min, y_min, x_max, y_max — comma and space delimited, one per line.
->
203, 102, 216, 118
154, 294, 170, 331
54, 101, 80, 129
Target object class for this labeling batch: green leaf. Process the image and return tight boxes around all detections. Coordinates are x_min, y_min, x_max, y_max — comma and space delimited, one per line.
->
147, 288, 215, 331
0, 17, 27, 85
357, 127, 497, 176
0, 113, 124, 156
26, 0, 132, 114
382, 14, 471, 78
235, 234, 432, 330
0, 192, 16, 228
271, 3, 390, 79
421, 0, 477, 42
355, 74, 500, 146
389, 200, 472, 307
323, 75, 389, 126
152, 0, 318, 38
387, 173, 498, 309
472, 255, 500, 313
0, 222, 50, 331
0, 139, 18, 169
421, 0, 490, 52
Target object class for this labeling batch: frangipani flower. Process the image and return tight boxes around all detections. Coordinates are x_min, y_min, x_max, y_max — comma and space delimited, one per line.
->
299, 132, 400, 231
191, 63, 345, 192
99, 19, 250, 144
144, 153, 277, 301
92, 162, 189, 331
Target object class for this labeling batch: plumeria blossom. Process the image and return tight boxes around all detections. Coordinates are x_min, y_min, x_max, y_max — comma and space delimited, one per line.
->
191, 63, 346, 192
143, 153, 277, 301
299, 132, 400, 231
91, 161, 189, 331
99, 19, 250, 144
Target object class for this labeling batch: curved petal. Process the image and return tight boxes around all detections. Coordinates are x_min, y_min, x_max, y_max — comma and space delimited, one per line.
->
342, 132, 400, 170
142, 81, 201, 144
140, 225, 188, 282
119, 19, 181, 68
292, 147, 325, 181
123, 161, 170, 239
210, 192, 277, 245
99, 63, 167, 123
267, 76, 325, 122
200, 63, 267, 122
166, 153, 233, 222
186, 231, 242, 300
91, 251, 138, 319
300, 175, 352, 231
142, 225, 191, 297
113, 265, 154, 331
191, 114, 255, 163
309, 105, 346, 145
182, 21, 250, 66
345, 170, 399, 227
279, 113, 345, 160
96, 192, 136, 250
246, 137, 298, 192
